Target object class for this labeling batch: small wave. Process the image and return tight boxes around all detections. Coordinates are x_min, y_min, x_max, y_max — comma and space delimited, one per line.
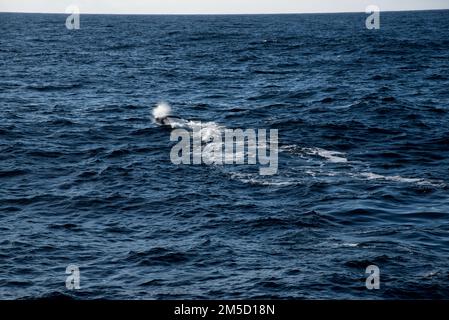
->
30, 291, 77, 301
106, 148, 131, 158
0, 194, 67, 206
320, 97, 335, 103
0, 169, 28, 178
48, 223, 81, 231
45, 118, 75, 126
382, 96, 397, 103
107, 43, 136, 50
26, 83, 82, 92
425, 74, 447, 81
130, 127, 159, 135
126, 247, 191, 266
26, 150, 64, 158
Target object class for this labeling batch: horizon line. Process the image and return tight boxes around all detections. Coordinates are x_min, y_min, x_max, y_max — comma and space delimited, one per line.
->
1, 8, 448, 16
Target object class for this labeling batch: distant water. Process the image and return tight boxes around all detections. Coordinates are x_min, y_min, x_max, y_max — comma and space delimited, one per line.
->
1, 11, 449, 299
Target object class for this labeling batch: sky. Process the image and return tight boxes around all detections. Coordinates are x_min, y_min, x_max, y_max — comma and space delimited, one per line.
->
1, 0, 448, 14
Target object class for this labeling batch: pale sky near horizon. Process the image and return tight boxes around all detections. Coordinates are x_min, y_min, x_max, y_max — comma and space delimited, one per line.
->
0, 0, 448, 14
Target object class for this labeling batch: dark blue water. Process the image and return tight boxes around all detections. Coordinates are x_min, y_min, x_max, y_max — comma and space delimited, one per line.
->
1, 11, 449, 299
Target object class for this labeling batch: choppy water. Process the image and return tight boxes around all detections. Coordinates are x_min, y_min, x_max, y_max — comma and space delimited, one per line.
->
1, 11, 449, 299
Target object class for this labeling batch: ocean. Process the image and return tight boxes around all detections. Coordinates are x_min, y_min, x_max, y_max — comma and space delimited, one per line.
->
0, 11, 449, 299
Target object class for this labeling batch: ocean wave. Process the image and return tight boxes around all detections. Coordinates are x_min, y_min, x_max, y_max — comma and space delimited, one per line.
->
26, 83, 83, 92
0, 169, 28, 178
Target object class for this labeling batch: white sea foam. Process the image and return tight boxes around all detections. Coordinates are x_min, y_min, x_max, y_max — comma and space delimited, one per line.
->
229, 172, 298, 186
358, 172, 445, 187
342, 243, 359, 247
281, 145, 348, 163
303, 147, 348, 163
281, 144, 446, 188
166, 115, 277, 173
359, 172, 420, 183
186, 120, 223, 143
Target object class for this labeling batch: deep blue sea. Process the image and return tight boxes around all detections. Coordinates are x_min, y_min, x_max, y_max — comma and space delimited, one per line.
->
1, 11, 449, 299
